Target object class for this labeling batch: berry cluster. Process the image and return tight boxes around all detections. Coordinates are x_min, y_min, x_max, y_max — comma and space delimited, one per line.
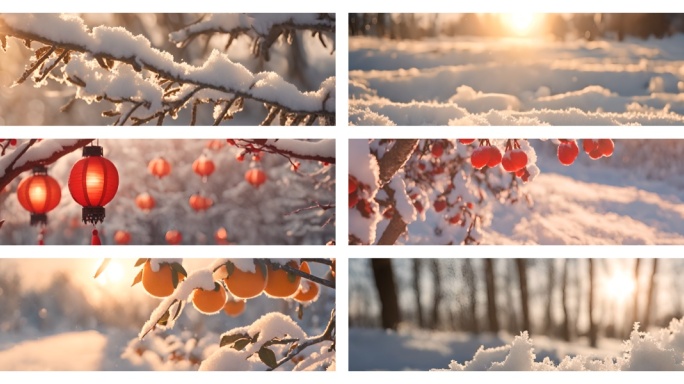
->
557, 139, 614, 166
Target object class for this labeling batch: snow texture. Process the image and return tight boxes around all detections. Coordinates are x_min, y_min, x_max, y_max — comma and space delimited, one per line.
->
350, 34, 684, 125
388, 174, 416, 223
349, 139, 382, 244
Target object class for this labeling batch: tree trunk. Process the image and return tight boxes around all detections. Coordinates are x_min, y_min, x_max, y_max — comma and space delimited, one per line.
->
370, 259, 401, 330
643, 259, 658, 330
463, 259, 478, 334
632, 258, 641, 333
561, 259, 571, 341
589, 259, 597, 348
412, 259, 424, 328
516, 259, 531, 334
484, 259, 499, 333
430, 259, 442, 329
544, 259, 555, 335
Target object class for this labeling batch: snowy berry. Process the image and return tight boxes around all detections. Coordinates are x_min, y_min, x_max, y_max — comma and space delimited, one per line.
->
471, 146, 491, 169
582, 139, 599, 154
459, 139, 475, 145
557, 140, 579, 166
502, 149, 527, 172
487, 146, 502, 167
349, 176, 358, 194
434, 198, 447, 213
598, 139, 614, 157
349, 193, 359, 208
431, 142, 444, 158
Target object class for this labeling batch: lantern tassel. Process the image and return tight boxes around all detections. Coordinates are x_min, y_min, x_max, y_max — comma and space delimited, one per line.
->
91, 229, 102, 246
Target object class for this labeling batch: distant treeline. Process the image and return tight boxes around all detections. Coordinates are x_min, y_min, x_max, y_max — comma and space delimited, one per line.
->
349, 13, 684, 41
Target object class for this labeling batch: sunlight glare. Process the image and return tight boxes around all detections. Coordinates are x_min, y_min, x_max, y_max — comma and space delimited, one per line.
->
95, 260, 125, 286
504, 13, 538, 36
604, 272, 636, 302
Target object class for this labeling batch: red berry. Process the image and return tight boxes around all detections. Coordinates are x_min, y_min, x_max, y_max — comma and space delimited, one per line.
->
598, 139, 614, 157
557, 140, 579, 166
588, 148, 603, 160
418, 163, 426, 171
515, 168, 525, 177
466, 202, 473, 209
434, 199, 447, 213
414, 200, 424, 213
433, 165, 444, 175
448, 213, 461, 225
291, 162, 300, 172
358, 199, 372, 216
236, 153, 245, 162
487, 146, 502, 167
431, 142, 444, 158
520, 168, 530, 183
582, 139, 599, 154
349, 176, 358, 194
349, 193, 359, 208
503, 149, 527, 172
471, 146, 491, 169
459, 139, 475, 145
9, 139, 17, 146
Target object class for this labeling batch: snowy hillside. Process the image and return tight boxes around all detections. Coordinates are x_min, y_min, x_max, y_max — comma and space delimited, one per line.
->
350, 35, 684, 125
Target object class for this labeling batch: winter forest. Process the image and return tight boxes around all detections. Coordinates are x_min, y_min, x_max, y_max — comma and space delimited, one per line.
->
0, 13, 335, 125
349, 139, 684, 245
349, 13, 684, 125
0, 138, 335, 245
350, 258, 684, 371
0, 258, 336, 370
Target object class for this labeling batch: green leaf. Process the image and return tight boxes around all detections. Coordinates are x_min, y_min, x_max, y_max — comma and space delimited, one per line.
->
232, 338, 251, 351
157, 310, 170, 326
134, 258, 148, 267
172, 268, 179, 289
172, 262, 188, 277
220, 333, 249, 348
226, 261, 235, 277
171, 300, 182, 321
258, 346, 278, 369
93, 258, 111, 279
131, 269, 143, 287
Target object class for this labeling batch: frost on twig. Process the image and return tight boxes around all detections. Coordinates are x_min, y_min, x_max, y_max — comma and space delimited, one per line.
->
0, 14, 335, 126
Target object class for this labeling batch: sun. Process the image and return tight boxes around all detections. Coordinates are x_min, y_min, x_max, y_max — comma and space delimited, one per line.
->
603, 272, 636, 302
503, 13, 539, 36
95, 260, 125, 286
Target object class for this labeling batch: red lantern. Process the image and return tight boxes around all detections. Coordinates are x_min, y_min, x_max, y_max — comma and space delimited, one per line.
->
148, 157, 171, 179
215, 227, 229, 245
136, 192, 156, 212
16, 165, 61, 226
166, 230, 182, 245
114, 230, 131, 245
68, 145, 119, 224
192, 154, 215, 182
189, 194, 213, 212
206, 139, 225, 151
245, 168, 266, 188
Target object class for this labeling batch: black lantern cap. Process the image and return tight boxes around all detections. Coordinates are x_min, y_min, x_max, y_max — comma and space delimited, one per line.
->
83, 146, 104, 157
82, 207, 106, 225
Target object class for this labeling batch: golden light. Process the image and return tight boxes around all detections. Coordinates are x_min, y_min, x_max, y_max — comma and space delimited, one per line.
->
603, 272, 636, 302
95, 260, 125, 286
503, 13, 539, 36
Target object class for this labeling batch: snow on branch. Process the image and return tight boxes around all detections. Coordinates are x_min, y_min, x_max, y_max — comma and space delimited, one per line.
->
233, 139, 335, 164
169, 13, 335, 60
0, 139, 92, 191
0, 14, 335, 126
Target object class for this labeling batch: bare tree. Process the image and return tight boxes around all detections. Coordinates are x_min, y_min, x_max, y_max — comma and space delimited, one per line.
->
632, 258, 641, 331
588, 258, 597, 348
462, 259, 478, 334
430, 259, 443, 329
370, 259, 401, 330
412, 259, 424, 328
544, 259, 555, 335
643, 259, 659, 330
484, 259, 499, 333
561, 259, 571, 341
516, 259, 531, 334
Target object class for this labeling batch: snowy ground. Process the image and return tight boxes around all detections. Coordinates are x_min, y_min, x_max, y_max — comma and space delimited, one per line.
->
0, 329, 141, 370
349, 327, 623, 371
349, 35, 684, 125
400, 142, 684, 245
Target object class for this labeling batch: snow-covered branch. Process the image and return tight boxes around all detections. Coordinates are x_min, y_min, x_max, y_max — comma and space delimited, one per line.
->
169, 13, 335, 60
0, 14, 335, 126
0, 139, 92, 191
232, 139, 335, 164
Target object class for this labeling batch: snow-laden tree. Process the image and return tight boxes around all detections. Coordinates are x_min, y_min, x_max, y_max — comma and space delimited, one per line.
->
0, 13, 335, 125
111, 257, 336, 371
0, 138, 335, 245
349, 139, 614, 245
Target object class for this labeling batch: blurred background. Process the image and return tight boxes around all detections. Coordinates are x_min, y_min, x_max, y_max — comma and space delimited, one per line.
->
350, 258, 682, 370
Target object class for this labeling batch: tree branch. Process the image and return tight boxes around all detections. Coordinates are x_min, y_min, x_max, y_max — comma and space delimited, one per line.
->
0, 139, 92, 191
267, 308, 335, 371
235, 139, 335, 164
377, 139, 418, 187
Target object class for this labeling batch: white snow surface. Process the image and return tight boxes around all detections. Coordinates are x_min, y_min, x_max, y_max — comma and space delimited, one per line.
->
388, 174, 416, 223
350, 35, 684, 125
264, 139, 335, 159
